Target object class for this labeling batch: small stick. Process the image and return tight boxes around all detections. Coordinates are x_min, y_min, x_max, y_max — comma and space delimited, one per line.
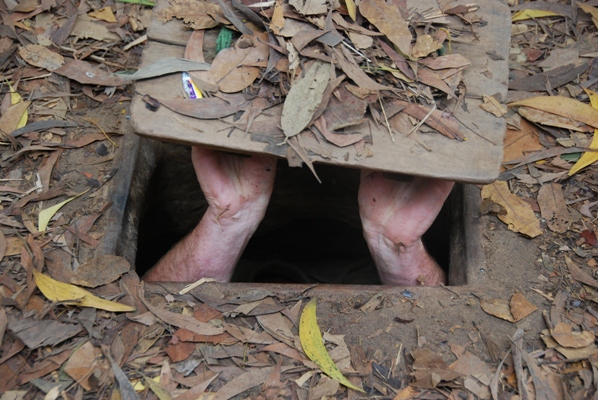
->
378, 95, 394, 143
406, 103, 436, 137
83, 117, 118, 147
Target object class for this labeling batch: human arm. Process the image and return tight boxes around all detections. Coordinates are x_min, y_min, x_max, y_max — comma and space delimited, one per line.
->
144, 147, 277, 282
358, 171, 454, 286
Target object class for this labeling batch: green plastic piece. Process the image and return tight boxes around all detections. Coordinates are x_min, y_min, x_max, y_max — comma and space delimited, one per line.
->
216, 27, 234, 54
561, 153, 582, 162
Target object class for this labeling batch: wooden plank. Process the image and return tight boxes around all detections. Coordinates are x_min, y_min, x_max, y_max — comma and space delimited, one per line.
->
132, 0, 510, 183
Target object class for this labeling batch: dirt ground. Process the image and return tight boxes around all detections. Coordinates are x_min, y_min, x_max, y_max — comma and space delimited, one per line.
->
2, 0, 598, 398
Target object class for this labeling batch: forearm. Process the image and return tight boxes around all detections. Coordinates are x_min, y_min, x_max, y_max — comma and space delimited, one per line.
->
144, 206, 260, 282
364, 233, 446, 286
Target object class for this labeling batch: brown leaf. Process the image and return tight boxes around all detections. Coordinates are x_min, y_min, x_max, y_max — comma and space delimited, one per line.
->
64, 342, 99, 390
480, 95, 507, 117
537, 183, 571, 234
480, 298, 515, 322
552, 322, 595, 348
449, 351, 493, 385
391, 100, 465, 140
0, 101, 30, 134
417, 68, 456, 98
503, 119, 544, 164
17, 347, 71, 384
359, 0, 411, 55
321, 84, 367, 130
510, 293, 537, 321
18, 44, 64, 71
378, 40, 415, 80
289, 0, 327, 15
166, 341, 196, 363
69, 255, 130, 288
412, 34, 443, 59
53, 59, 127, 86
172, 375, 219, 400
258, 342, 304, 361
331, 45, 392, 92
140, 288, 225, 336
518, 106, 593, 132
209, 34, 269, 93
281, 60, 331, 137
213, 367, 274, 400
419, 54, 471, 70
481, 181, 542, 238
8, 317, 83, 349
270, 0, 285, 34
155, 0, 222, 30
565, 256, 598, 288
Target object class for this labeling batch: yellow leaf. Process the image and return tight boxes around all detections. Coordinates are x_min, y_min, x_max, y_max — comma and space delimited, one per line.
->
345, 0, 356, 21
481, 181, 542, 238
509, 96, 598, 129
89, 7, 117, 23
299, 299, 364, 392
38, 189, 89, 232
512, 9, 560, 21
144, 376, 171, 400
33, 269, 135, 312
569, 88, 598, 176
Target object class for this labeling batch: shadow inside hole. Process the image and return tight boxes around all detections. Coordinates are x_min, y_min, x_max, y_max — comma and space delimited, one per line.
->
134, 143, 451, 284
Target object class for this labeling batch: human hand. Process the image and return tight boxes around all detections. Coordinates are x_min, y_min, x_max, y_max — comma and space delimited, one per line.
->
358, 171, 454, 285
192, 146, 277, 230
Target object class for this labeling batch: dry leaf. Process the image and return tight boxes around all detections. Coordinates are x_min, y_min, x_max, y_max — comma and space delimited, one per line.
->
89, 7, 117, 23
71, 14, 121, 42
481, 181, 542, 237
289, 0, 328, 15
281, 61, 331, 138
419, 54, 471, 70
270, 0, 285, 34
480, 298, 515, 322
480, 95, 507, 117
537, 183, 571, 233
155, 0, 222, 30
209, 35, 269, 93
18, 45, 64, 71
518, 106, 593, 132
552, 322, 595, 348
509, 96, 598, 129
412, 34, 443, 59
565, 256, 598, 288
510, 293, 537, 321
38, 190, 89, 232
70, 255, 131, 288
213, 367, 274, 400
503, 119, 544, 164
64, 342, 99, 390
33, 270, 135, 312
360, 0, 411, 55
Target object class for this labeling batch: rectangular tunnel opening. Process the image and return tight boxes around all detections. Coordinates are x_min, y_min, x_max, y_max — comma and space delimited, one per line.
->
108, 137, 482, 286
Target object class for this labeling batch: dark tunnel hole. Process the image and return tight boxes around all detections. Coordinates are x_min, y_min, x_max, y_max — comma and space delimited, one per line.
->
134, 143, 451, 284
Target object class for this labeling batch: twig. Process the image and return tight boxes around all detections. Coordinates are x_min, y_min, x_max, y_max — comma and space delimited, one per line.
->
178, 278, 217, 295
378, 95, 394, 143
406, 103, 436, 137
83, 117, 118, 147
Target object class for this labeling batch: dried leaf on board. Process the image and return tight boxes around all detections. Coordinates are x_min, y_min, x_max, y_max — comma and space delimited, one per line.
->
480, 95, 507, 117
359, 0, 411, 55
481, 181, 542, 238
70, 255, 131, 288
281, 61, 331, 138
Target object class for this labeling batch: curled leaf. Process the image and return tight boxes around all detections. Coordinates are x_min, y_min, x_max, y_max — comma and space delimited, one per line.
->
33, 269, 135, 312
38, 190, 89, 232
299, 299, 364, 392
